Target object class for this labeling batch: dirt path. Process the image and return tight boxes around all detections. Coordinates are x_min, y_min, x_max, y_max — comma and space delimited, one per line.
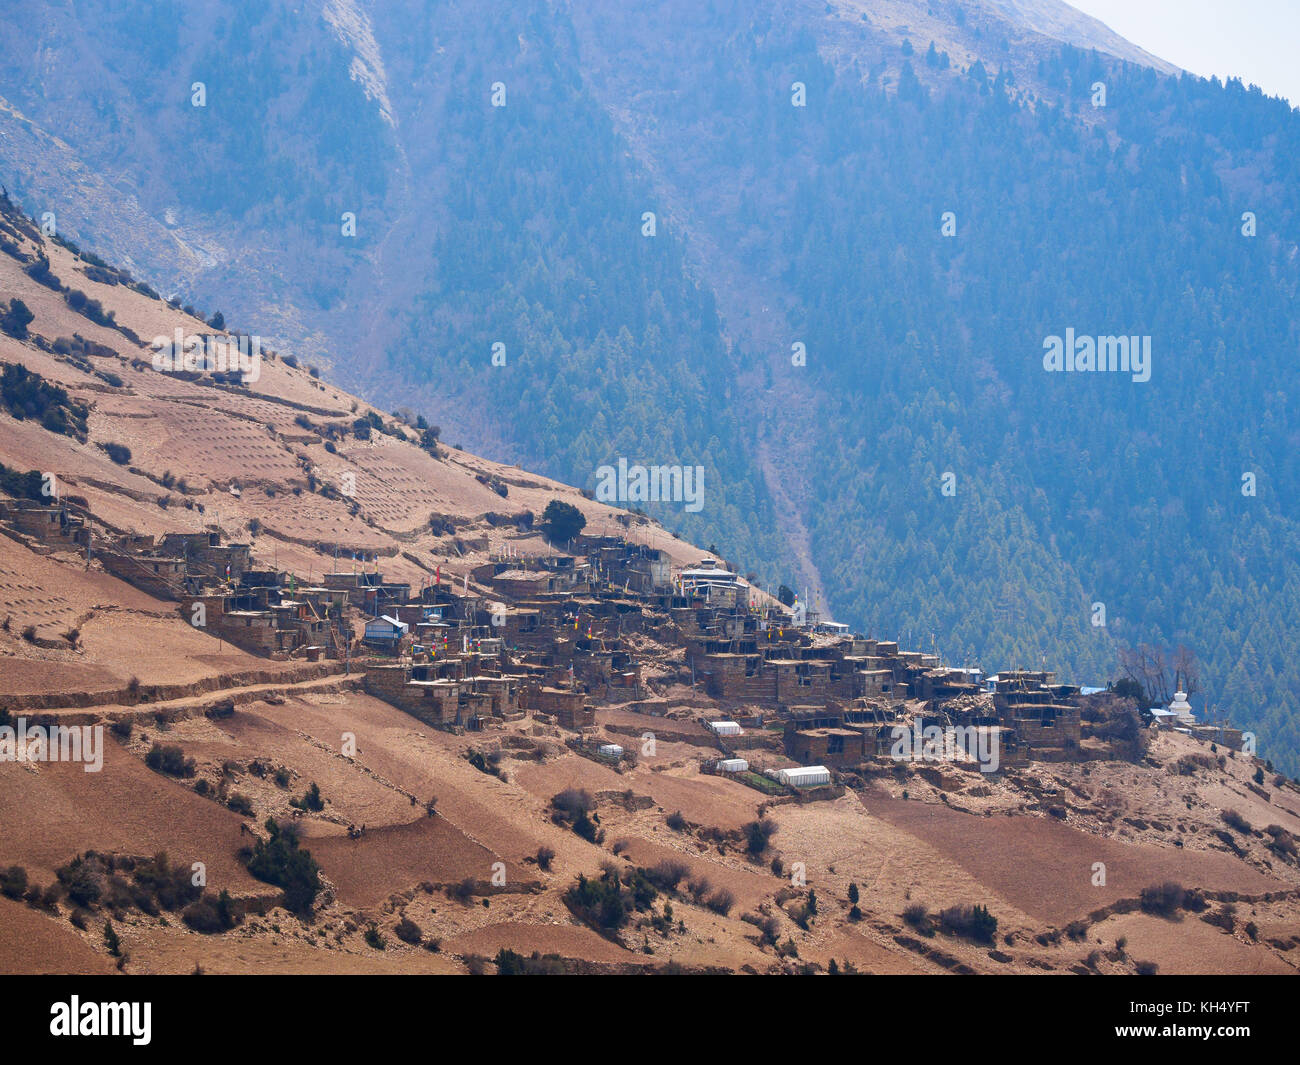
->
36, 669, 361, 722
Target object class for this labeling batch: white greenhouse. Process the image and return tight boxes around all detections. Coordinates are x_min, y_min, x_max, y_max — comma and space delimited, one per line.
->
776, 765, 832, 788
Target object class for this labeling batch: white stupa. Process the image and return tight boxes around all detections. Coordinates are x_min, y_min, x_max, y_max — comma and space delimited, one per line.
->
1169, 690, 1195, 724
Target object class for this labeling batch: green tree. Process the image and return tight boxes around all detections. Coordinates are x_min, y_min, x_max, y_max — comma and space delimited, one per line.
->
541, 499, 586, 544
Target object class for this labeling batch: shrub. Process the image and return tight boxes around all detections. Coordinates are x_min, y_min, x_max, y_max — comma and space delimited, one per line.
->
56, 856, 105, 908
666, 810, 687, 831
0, 463, 45, 502
182, 891, 239, 933
0, 363, 89, 440
494, 948, 529, 974
145, 742, 195, 778
535, 846, 555, 872
394, 917, 422, 945
66, 289, 114, 326
564, 869, 629, 932
245, 818, 321, 916
743, 818, 778, 856
101, 442, 132, 465
0, 298, 34, 339
291, 782, 324, 813
1135, 960, 1160, 975
903, 902, 932, 933
1265, 826, 1297, 858
226, 793, 253, 816
1175, 753, 1216, 775
449, 877, 478, 903
1139, 881, 1185, 917
103, 921, 120, 957
363, 924, 386, 950
644, 860, 690, 892
551, 788, 602, 842
938, 903, 998, 944
130, 852, 201, 911
743, 912, 780, 946
24, 256, 60, 290
548, 785, 595, 821
1221, 808, 1252, 834
706, 888, 736, 916
0, 865, 28, 900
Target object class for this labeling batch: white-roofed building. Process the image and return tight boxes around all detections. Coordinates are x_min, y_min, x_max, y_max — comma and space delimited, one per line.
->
776, 765, 832, 788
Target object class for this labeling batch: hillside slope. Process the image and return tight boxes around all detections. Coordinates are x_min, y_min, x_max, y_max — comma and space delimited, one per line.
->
0, 1, 1297, 775
1, 195, 1299, 976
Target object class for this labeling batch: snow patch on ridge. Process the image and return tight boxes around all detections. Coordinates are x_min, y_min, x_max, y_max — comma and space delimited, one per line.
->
320, 0, 396, 127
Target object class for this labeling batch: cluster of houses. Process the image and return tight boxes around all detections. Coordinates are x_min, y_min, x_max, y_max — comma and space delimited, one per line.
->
677, 597, 1091, 770
0, 495, 1197, 772
330, 542, 1111, 774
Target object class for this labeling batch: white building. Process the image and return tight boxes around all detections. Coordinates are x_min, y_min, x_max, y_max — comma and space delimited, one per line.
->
1169, 690, 1196, 724
776, 765, 832, 788
678, 558, 740, 597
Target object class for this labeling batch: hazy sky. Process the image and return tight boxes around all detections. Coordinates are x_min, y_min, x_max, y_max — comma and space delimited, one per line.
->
1069, 0, 1300, 107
